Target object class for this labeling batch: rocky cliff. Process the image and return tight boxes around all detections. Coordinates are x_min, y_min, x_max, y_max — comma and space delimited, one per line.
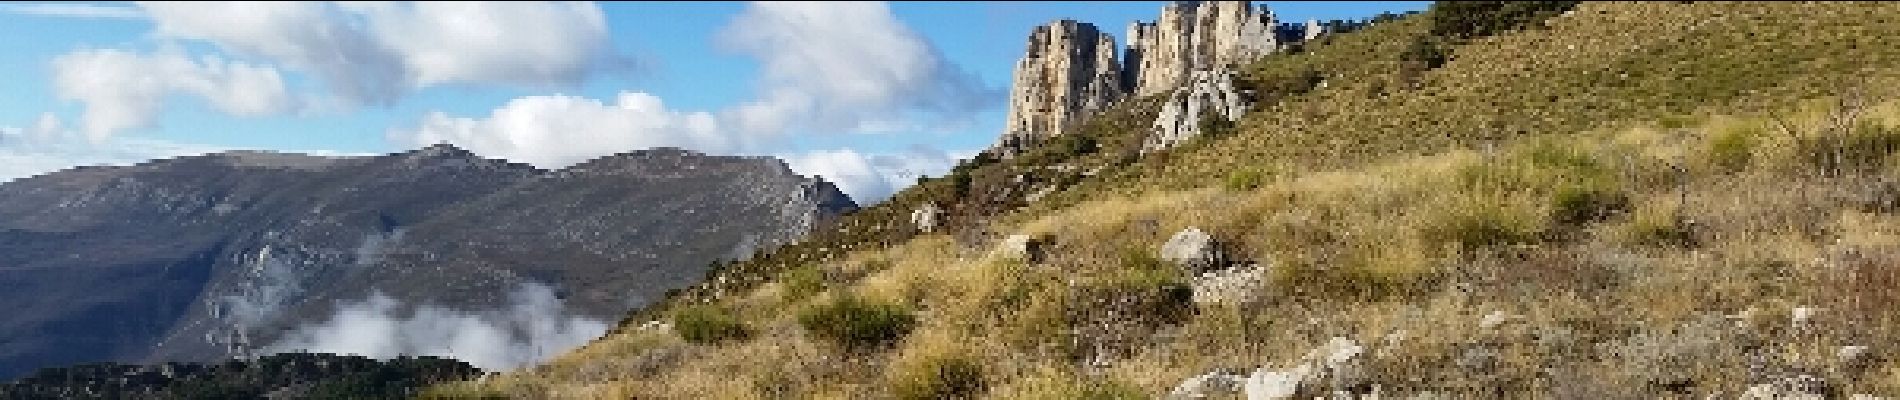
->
993, 1, 1349, 157
996, 20, 1123, 156
1124, 1, 1281, 97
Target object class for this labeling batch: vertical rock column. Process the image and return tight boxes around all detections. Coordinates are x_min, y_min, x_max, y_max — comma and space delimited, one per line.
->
993, 20, 1123, 156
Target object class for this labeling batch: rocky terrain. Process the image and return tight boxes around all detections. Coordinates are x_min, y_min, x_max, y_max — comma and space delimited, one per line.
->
0, 144, 855, 379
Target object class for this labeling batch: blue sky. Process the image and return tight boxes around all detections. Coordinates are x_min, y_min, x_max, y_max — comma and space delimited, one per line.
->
0, 1, 1427, 202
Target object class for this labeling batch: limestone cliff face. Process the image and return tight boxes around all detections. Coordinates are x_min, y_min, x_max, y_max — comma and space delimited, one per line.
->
1125, 1, 1280, 97
991, 1, 1369, 156
997, 20, 1122, 154
1144, 69, 1251, 153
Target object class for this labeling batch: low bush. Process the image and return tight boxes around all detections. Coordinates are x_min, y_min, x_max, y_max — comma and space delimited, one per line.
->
672, 305, 751, 345
888, 353, 986, 400
797, 294, 918, 350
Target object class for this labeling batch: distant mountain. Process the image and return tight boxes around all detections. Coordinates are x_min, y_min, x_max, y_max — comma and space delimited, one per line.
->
0, 144, 855, 379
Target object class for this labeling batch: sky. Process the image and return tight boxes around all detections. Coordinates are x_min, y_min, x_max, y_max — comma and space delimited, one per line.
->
0, 1, 1428, 203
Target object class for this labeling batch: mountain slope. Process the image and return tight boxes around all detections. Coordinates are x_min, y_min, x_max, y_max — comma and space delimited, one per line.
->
0, 145, 855, 379
437, 2, 1900, 398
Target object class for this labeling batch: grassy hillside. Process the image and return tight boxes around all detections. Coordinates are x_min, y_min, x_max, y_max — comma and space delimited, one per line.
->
429, 2, 1900, 398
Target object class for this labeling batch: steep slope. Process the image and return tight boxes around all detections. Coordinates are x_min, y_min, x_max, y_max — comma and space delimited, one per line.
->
0, 145, 855, 379
439, 2, 1900, 399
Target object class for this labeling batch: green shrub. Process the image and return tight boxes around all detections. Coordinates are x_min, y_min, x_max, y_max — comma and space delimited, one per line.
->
672, 305, 751, 345
1705, 125, 1759, 172
1551, 183, 1630, 225
889, 353, 986, 400
1422, 198, 1544, 252
1620, 206, 1696, 248
781, 266, 826, 301
1429, 1, 1582, 39
798, 295, 918, 350
1070, 249, 1193, 326
1225, 168, 1265, 191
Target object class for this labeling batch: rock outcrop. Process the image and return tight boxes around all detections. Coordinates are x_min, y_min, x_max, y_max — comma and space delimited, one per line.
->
1125, 1, 1281, 97
991, 2, 1374, 157
996, 20, 1123, 156
1144, 68, 1252, 152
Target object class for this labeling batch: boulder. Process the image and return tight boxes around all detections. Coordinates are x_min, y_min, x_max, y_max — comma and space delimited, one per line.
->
1161, 227, 1225, 272
998, 233, 1052, 264
1741, 375, 1833, 400
1242, 337, 1367, 400
1192, 263, 1266, 306
1168, 371, 1245, 399
911, 202, 943, 233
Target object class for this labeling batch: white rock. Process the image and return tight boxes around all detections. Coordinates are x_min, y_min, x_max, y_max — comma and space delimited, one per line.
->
1840, 345, 1872, 366
1479, 310, 1515, 329
1792, 306, 1821, 326
1244, 364, 1312, 400
1143, 69, 1252, 153
997, 233, 1049, 263
911, 202, 942, 233
1160, 227, 1223, 271
1192, 263, 1266, 306
1741, 375, 1830, 400
1168, 371, 1244, 399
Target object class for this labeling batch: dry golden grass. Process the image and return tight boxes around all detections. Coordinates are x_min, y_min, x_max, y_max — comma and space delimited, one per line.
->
440, 95, 1900, 398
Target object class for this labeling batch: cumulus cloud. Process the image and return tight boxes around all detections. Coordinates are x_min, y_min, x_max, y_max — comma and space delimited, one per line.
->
393, 92, 729, 168
265, 283, 609, 371
718, 1, 1000, 136
0, 3, 144, 19
388, 1, 1000, 202
0, 114, 226, 183
52, 48, 296, 142
784, 146, 966, 203
137, 1, 625, 106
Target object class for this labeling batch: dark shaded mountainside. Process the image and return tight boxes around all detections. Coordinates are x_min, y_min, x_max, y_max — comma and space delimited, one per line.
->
0, 144, 855, 380
0, 353, 477, 400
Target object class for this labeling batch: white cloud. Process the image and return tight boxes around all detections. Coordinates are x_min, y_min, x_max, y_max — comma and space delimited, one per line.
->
393, 92, 728, 168
137, 1, 624, 106
717, 1, 999, 136
0, 3, 145, 19
0, 114, 227, 183
50, 49, 294, 142
388, 1, 998, 203
784, 146, 963, 203
265, 282, 609, 372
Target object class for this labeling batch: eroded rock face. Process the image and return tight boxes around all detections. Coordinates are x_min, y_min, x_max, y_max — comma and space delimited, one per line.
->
996, 20, 1123, 156
1125, 1, 1281, 97
1144, 69, 1252, 152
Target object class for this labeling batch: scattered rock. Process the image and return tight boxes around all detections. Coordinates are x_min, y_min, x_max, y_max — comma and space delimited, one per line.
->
1244, 364, 1310, 400
1839, 345, 1873, 372
1478, 310, 1520, 330
1191, 263, 1266, 306
1741, 375, 1833, 400
1167, 370, 1244, 399
911, 202, 942, 233
1242, 337, 1367, 400
998, 233, 1052, 264
1160, 227, 1225, 272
